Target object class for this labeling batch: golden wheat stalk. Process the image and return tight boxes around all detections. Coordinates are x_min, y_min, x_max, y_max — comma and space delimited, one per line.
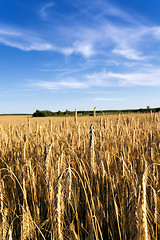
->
0, 179, 9, 240
141, 160, 151, 240
75, 109, 78, 125
89, 124, 96, 174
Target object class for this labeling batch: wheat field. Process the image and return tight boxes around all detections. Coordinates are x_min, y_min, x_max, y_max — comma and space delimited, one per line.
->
0, 113, 160, 240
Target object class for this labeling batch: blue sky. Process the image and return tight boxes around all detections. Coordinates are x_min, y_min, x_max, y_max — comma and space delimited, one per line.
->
1, 0, 160, 113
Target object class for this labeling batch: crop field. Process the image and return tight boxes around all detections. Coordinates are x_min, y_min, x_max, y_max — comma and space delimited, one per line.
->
0, 113, 160, 240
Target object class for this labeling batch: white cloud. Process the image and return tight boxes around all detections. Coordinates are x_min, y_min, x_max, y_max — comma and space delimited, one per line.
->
112, 48, 144, 61
95, 97, 125, 101
67, 0, 136, 24
73, 42, 95, 57
39, 2, 55, 19
86, 69, 160, 87
0, 29, 21, 36
108, 71, 160, 86
85, 71, 116, 86
32, 79, 88, 90
1, 1, 160, 61
149, 26, 160, 40
0, 37, 54, 51
0, 26, 55, 51
27, 66, 160, 93
58, 22, 154, 61
0, 26, 95, 57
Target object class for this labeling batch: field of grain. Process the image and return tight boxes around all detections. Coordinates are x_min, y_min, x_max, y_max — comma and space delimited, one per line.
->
0, 113, 160, 240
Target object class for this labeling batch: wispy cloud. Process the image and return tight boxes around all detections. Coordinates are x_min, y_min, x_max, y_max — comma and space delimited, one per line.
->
112, 48, 144, 61
67, 0, 136, 24
0, 26, 55, 51
1, 0, 160, 62
39, 2, 55, 19
0, 26, 96, 57
95, 97, 125, 101
28, 66, 160, 93
86, 68, 160, 87
0, 37, 54, 51
57, 42, 95, 57
0, 29, 21, 36
30, 79, 88, 90
107, 71, 160, 86
54, 21, 160, 60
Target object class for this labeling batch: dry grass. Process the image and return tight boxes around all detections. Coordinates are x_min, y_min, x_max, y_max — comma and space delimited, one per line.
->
0, 113, 160, 239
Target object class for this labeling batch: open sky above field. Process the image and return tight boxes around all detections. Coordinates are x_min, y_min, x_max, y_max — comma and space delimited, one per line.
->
1, 0, 160, 113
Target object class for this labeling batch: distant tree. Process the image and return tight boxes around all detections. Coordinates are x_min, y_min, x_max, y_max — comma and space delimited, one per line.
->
64, 110, 74, 116
65, 110, 70, 115
32, 110, 44, 117
32, 110, 54, 117
57, 110, 63, 116
93, 107, 96, 117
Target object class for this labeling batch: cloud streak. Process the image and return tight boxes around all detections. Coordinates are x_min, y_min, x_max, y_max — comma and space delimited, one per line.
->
86, 69, 160, 87
0, 26, 96, 57
1, 0, 160, 62
39, 2, 55, 19
95, 97, 125, 101
31, 79, 88, 90
0, 27, 55, 51
28, 67, 160, 93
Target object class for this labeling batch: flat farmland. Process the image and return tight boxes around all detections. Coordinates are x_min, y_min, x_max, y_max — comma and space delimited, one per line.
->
0, 113, 160, 240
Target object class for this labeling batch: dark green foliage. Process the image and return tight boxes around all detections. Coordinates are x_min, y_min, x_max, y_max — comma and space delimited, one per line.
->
32, 107, 160, 117
32, 110, 57, 117
64, 110, 74, 116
